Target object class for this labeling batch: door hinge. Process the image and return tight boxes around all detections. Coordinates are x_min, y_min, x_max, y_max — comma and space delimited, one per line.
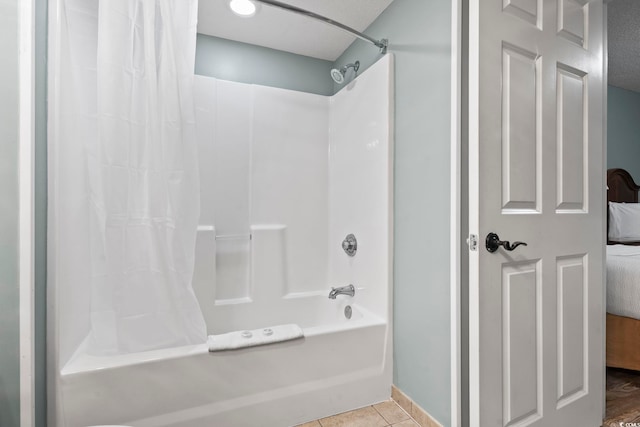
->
467, 234, 478, 251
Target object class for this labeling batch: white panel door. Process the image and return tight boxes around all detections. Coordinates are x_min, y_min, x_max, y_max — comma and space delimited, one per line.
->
468, 0, 605, 426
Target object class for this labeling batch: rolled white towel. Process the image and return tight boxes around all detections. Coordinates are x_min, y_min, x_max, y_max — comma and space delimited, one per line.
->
208, 324, 304, 352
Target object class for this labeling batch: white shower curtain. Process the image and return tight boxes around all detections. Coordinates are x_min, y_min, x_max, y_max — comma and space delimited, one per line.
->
82, 0, 206, 354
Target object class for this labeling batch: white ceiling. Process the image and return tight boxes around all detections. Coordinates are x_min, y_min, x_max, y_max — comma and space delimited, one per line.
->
197, 0, 394, 61
197, 1, 639, 89
608, 0, 640, 93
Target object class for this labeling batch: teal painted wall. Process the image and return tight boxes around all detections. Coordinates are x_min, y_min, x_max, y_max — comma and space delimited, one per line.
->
0, 0, 21, 425
35, 0, 48, 424
608, 85, 640, 182
195, 35, 334, 96
335, 1, 453, 425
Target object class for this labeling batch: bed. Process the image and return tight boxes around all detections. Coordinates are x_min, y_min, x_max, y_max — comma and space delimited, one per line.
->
606, 168, 640, 370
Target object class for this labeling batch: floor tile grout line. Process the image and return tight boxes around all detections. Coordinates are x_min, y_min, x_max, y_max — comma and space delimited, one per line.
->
378, 399, 421, 427
373, 403, 392, 425
372, 403, 392, 427
389, 399, 420, 426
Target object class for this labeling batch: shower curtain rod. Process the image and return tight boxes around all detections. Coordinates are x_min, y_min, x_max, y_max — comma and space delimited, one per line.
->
254, 0, 388, 53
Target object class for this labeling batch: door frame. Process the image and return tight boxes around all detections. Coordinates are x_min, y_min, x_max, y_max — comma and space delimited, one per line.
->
601, 0, 610, 418
450, 0, 463, 426
19, 0, 36, 425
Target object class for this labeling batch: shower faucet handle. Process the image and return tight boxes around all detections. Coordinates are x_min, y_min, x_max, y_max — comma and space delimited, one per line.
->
342, 234, 357, 256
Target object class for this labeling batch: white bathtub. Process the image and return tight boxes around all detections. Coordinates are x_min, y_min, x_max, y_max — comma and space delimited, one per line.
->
57, 302, 391, 427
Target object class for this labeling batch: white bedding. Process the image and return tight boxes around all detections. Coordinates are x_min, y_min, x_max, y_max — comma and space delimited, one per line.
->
607, 244, 640, 320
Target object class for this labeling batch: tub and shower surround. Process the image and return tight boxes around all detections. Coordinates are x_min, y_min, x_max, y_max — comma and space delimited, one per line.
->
191, 57, 394, 334
50, 0, 394, 419
192, 77, 330, 332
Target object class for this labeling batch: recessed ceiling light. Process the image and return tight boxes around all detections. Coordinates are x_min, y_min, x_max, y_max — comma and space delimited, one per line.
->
229, 0, 259, 17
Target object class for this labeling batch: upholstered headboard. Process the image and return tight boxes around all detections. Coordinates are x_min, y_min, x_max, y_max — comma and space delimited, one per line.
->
607, 168, 640, 244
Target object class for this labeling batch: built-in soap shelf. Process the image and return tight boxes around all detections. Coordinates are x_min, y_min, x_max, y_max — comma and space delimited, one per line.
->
196, 225, 251, 241
215, 233, 251, 241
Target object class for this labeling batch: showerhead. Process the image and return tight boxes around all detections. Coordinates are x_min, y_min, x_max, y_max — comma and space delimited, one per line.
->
330, 60, 360, 84
330, 68, 345, 84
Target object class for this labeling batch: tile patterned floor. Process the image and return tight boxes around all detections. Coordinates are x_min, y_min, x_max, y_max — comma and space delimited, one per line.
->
296, 400, 420, 427
295, 367, 640, 427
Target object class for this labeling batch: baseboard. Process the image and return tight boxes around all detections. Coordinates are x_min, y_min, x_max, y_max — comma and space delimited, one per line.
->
391, 385, 443, 427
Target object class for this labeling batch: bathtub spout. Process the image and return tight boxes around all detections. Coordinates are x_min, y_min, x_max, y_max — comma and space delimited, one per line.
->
328, 284, 355, 299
